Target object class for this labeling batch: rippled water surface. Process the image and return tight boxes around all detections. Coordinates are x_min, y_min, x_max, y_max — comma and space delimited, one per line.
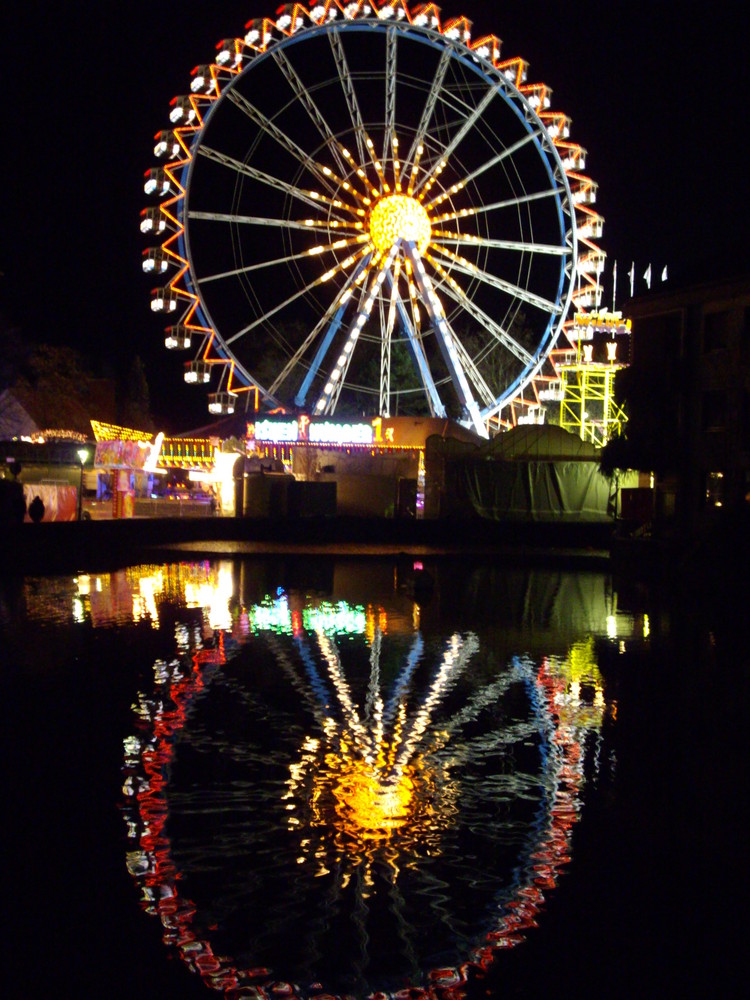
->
2, 556, 744, 999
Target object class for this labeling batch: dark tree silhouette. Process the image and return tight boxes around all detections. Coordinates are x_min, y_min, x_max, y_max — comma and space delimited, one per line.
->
599, 362, 681, 477
118, 355, 154, 432
11, 345, 96, 434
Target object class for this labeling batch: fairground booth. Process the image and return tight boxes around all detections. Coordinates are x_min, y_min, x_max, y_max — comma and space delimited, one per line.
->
245, 414, 479, 518
90, 421, 239, 519
1, 422, 237, 522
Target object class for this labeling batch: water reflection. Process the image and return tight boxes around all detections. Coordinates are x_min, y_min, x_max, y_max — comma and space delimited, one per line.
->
85, 559, 623, 998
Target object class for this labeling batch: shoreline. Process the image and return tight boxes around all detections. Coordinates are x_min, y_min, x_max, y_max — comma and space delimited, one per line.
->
1, 515, 614, 574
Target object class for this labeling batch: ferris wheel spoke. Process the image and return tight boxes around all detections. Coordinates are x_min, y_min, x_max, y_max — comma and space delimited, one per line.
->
440, 669, 518, 747
429, 262, 536, 367
187, 210, 363, 238
412, 84, 499, 198
406, 243, 487, 437
365, 627, 383, 725
314, 249, 401, 415
403, 44, 453, 180
382, 634, 425, 726
380, 328, 392, 416
225, 89, 339, 198
430, 244, 564, 316
449, 331, 497, 407
198, 235, 367, 285
384, 272, 444, 418
313, 275, 374, 415
375, 292, 392, 415
225, 247, 370, 346
383, 26, 397, 167
274, 259, 370, 401
328, 28, 369, 168
272, 48, 349, 176
424, 128, 545, 210
433, 185, 566, 227
433, 231, 570, 257
291, 634, 335, 718
197, 145, 354, 222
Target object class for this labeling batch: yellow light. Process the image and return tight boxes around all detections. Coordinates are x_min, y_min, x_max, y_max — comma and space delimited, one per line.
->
369, 194, 431, 254
332, 760, 414, 836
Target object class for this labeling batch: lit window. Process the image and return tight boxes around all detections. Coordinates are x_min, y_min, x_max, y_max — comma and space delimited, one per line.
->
705, 471, 725, 508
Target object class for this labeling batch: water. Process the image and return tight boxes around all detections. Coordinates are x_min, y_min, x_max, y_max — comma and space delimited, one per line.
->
2, 556, 745, 998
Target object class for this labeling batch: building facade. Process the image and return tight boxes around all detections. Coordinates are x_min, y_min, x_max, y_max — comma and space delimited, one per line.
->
625, 265, 750, 530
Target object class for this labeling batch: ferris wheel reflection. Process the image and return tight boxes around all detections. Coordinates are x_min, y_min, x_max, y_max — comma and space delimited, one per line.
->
120, 560, 612, 998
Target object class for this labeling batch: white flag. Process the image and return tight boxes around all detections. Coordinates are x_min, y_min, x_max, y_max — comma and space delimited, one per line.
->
643, 264, 652, 289
628, 262, 635, 296
661, 265, 668, 282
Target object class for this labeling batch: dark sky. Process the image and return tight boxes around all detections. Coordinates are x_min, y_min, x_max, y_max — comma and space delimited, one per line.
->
2, 1, 743, 431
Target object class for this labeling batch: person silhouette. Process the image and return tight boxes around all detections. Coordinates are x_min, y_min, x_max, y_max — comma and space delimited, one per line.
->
28, 495, 45, 523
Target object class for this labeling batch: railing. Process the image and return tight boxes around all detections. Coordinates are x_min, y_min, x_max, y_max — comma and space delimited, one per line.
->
133, 498, 214, 518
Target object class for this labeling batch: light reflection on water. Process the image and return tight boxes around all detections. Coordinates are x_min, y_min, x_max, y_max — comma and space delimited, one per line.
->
4, 559, 641, 998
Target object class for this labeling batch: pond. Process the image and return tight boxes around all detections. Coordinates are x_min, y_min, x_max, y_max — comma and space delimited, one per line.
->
2, 555, 744, 998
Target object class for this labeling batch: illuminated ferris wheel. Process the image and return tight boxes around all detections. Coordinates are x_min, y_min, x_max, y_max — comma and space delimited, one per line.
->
142, 1, 605, 435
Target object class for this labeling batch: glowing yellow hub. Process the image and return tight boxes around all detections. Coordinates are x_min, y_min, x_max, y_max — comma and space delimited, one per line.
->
369, 194, 431, 254
332, 760, 415, 836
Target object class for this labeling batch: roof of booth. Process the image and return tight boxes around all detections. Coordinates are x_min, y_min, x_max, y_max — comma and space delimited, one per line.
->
428, 424, 600, 461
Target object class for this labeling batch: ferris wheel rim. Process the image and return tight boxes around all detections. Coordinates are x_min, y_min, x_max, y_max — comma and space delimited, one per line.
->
145, 3, 600, 430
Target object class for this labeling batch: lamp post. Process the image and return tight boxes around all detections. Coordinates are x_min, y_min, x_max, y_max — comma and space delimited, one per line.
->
77, 448, 89, 520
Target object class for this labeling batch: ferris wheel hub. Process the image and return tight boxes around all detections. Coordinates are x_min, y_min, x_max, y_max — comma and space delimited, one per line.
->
369, 195, 431, 255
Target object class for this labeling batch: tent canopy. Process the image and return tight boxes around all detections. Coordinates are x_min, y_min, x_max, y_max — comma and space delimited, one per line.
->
426, 424, 626, 521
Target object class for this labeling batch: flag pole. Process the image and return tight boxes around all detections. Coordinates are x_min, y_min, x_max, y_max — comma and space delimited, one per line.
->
612, 260, 617, 311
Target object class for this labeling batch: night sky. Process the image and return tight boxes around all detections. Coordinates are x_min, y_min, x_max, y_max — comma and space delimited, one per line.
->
2, 1, 743, 432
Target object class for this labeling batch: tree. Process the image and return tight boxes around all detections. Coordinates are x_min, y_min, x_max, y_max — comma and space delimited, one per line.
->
348, 337, 431, 417
11, 344, 96, 434
599, 363, 679, 477
0, 315, 33, 394
118, 355, 154, 432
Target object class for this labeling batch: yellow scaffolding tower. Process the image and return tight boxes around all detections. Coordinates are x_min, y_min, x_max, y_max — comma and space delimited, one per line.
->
558, 312, 630, 447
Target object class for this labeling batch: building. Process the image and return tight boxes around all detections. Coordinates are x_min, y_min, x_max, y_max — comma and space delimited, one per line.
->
620, 258, 750, 531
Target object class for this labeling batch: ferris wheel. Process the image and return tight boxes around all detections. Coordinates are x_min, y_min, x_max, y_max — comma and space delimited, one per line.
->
142, 1, 605, 435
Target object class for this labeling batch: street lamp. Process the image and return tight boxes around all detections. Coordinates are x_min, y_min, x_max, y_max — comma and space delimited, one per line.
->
77, 448, 89, 521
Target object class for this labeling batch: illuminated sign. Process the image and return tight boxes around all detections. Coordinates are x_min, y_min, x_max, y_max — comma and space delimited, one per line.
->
95, 438, 153, 470
248, 595, 368, 636
573, 311, 632, 331
308, 421, 373, 445
580, 332, 632, 366
90, 420, 154, 443
251, 417, 376, 446
253, 419, 299, 442
158, 438, 214, 469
